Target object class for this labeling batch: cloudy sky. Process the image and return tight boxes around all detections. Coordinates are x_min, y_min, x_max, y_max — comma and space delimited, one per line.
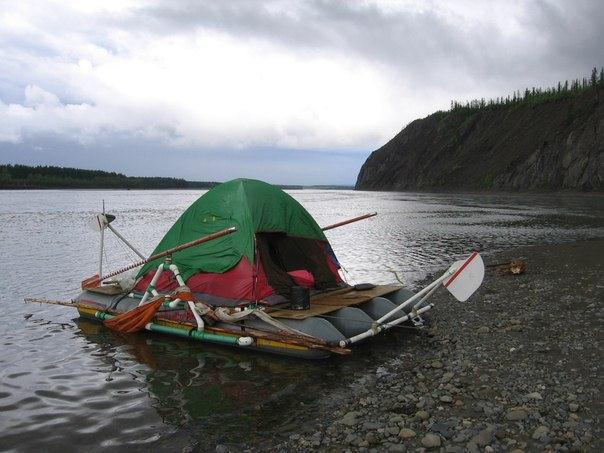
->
1, 0, 602, 184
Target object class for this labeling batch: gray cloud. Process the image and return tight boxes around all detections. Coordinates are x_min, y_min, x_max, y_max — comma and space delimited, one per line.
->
123, 0, 604, 88
525, 1, 604, 72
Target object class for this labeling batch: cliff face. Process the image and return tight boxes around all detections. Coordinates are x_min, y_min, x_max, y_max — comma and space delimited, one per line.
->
356, 88, 603, 191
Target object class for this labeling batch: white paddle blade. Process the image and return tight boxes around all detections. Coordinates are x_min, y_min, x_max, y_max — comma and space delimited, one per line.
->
87, 213, 116, 232
443, 252, 485, 301
88, 214, 106, 232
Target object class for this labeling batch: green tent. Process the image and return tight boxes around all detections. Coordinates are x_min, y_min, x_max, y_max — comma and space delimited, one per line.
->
137, 178, 328, 282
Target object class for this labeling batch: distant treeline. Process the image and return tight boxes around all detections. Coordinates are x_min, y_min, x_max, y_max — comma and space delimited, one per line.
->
0, 164, 219, 189
450, 66, 604, 113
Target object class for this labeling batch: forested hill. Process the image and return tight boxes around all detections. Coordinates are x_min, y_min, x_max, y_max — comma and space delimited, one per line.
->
0, 165, 219, 189
356, 69, 604, 192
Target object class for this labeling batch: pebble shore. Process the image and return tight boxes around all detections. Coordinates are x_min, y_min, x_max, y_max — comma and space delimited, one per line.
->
248, 239, 603, 452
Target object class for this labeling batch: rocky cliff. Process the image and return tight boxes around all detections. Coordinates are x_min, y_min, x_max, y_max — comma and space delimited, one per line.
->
356, 88, 603, 191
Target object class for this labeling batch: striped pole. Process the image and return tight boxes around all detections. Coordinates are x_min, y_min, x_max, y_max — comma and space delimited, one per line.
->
82, 226, 237, 288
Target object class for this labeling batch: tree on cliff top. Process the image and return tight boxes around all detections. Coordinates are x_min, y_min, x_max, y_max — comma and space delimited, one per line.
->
450, 67, 604, 114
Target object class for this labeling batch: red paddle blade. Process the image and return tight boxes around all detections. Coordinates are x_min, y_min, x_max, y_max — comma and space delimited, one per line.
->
82, 274, 101, 289
104, 297, 165, 333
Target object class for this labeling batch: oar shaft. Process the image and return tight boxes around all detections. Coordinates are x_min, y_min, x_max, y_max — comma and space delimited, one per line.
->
24, 298, 77, 307
321, 212, 377, 231
95, 226, 237, 282
147, 226, 237, 263
374, 271, 450, 324
340, 303, 434, 347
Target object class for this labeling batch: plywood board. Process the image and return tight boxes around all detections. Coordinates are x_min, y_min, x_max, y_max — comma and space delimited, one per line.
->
270, 284, 401, 320
312, 284, 401, 307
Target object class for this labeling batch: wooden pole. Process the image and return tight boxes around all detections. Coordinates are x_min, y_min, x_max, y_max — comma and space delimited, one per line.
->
24, 298, 78, 307
24, 298, 350, 354
321, 212, 377, 231
82, 226, 237, 288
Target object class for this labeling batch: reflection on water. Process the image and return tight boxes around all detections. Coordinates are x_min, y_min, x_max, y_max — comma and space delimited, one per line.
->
70, 317, 417, 450
74, 319, 294, 443
0, 189, 602, 451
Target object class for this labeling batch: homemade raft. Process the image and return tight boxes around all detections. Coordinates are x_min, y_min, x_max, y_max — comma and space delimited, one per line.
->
27, 179, 485, 359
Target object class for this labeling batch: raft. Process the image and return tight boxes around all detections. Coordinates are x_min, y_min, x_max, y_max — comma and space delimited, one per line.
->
75, 284, 418, 359
37, 179, 484, 359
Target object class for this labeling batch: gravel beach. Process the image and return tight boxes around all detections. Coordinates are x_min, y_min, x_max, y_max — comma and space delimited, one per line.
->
252, 239, 603, 452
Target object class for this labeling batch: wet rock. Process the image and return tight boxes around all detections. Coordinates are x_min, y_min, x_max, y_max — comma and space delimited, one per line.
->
415, 410, 430, 420
339, 411, 362, 426
445, 447, 463, 453
429, 421, 454, 439
453, 429, 476, 443
391, 402, 416, 415
534, 342, 549, 353
569, 403, 579, 412
386, 426, 400, 436
581, 431, 593, 443
469, 428, 493, 447
422, 396, 436, 408
310, 432, 322, 445
398, 428, 416, 439
525, 392, 542, 400
440, 395, 453, 403
215, 445, 229, 453
421, 433, 441, 449
345, 433, 361, 446
442, 372, 455, 382
365, 431, 378, 445
532, 425, 549, 441
505, 409, 528, 421
389, 414, 405, 424
363, 421, 384, 430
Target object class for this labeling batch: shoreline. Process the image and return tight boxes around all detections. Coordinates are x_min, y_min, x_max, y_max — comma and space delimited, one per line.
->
250, 239, 603, 452
0, 188, 601, 196
14, 186, 603, 195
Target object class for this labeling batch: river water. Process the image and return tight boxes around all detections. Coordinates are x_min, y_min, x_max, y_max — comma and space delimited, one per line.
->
0, 189, 602, 452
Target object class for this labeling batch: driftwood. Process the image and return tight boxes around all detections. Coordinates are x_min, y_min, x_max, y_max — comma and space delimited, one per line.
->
487, 259, 526, 275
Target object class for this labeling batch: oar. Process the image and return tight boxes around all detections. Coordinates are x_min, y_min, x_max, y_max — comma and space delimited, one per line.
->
339, 252, 485, 347
321, 212, 377, 231
82, 226, 237, 288
24, 298, 78, 307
